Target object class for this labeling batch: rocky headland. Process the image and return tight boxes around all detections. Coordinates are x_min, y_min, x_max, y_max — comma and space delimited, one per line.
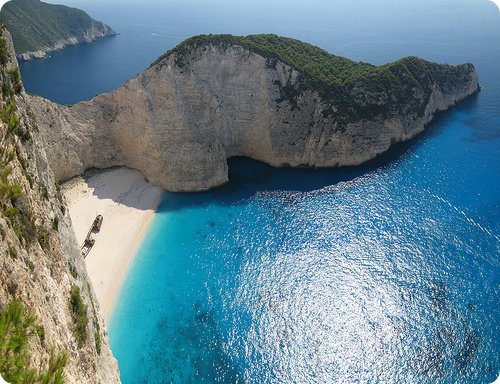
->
32, 34, 479, 192
0, 0, 117, 61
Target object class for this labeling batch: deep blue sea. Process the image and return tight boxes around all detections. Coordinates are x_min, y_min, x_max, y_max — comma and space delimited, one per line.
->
19, 0, 499, 382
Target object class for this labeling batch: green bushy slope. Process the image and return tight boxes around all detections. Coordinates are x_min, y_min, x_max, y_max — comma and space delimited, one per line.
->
155, 34, 476, 121
0, 0, 116, 55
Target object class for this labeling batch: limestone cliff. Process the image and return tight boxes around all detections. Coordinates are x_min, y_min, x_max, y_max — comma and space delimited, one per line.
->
32, 34, 479, 192
0, 27, 119, 383
0, 0, 117, 61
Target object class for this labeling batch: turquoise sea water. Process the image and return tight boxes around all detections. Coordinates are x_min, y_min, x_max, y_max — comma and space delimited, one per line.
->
110, 109, 500, 383
18, 0, 499, 382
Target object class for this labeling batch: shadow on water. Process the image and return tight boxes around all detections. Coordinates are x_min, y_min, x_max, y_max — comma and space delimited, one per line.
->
159, 92, 480, 213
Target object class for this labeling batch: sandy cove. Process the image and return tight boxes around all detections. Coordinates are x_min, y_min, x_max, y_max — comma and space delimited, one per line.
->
61, 167, 164, 322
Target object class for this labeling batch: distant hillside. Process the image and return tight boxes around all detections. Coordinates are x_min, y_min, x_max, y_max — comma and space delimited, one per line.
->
0, 0, 117, 60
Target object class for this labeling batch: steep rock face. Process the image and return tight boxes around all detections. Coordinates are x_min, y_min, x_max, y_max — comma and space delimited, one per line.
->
0, 0, 117, 61
33, 39, 479, 192
0, 28, 120, 383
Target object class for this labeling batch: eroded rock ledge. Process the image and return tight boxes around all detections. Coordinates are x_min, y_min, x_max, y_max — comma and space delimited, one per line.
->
32, 34, 479, 192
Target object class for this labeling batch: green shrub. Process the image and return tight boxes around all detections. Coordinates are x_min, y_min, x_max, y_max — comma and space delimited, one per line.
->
17, 127, 31, 142
0, 106, 10, 123
0, 300, 67, 383
0, 182, 19, 202
69, 285, 88, 348
2, 80, 11, 97
36, 324, 45, 343
37, 227, 50, 250
0, 98, 29, 141
0, 148, 15, 165
39, 183, 49, 200
94, 331, 101, 355
8, 113, 20, 133
0, 37, 8, 66
7, 67, 22, 94
69, 264, 77, 279
0, 300, 38, 382
0, 110, 6, 124
52, 216, 59, 231
8, 184, 21, 201
2, 201, 37, 244
0, 166, 12, 181
7, 245, 17, 259
153, 34, 471, 121
38, 348, 67, 384
0, 166, 20, 204
2, 206, 19, 222
0, 98, 14, 122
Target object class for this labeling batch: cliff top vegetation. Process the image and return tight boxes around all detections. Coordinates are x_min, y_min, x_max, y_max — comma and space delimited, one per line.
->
154, 34, 476, 121
0, 0, 116, 55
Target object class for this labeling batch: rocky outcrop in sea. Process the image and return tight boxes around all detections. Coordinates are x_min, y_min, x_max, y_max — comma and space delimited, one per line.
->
32, 36, 479, 191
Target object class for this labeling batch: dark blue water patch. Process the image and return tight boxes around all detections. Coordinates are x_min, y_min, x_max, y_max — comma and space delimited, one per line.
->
19, 23, 175, 105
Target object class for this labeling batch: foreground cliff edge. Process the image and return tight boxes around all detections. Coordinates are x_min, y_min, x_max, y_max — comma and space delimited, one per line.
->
0, 0, 117, 61
0, 27, 120, 383
32, 34, 480, 192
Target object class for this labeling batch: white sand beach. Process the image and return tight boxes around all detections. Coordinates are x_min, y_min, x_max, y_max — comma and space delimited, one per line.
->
61, 167, 164, 322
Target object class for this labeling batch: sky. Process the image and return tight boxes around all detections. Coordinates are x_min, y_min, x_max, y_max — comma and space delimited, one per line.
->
0, 0, 499, 11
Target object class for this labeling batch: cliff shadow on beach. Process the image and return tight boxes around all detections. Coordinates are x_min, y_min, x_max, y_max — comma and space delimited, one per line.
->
77, 166, 163, 211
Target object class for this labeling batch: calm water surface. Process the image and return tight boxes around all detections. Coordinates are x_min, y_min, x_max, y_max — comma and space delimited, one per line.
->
19, 0, 499, 382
